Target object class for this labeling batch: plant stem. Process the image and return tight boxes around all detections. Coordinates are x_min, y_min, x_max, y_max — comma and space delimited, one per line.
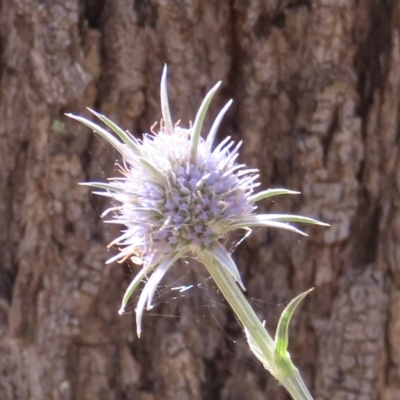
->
200, 252, 313, 400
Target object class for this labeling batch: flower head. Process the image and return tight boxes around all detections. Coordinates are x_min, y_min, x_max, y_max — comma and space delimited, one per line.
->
67, 66, 328, 336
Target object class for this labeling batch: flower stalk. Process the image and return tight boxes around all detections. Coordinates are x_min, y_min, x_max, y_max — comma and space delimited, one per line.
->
200, 251, 313, 400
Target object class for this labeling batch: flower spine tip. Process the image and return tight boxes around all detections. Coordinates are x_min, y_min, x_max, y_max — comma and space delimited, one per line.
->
66, 113, 126, 154
191, 81, 222, 162
161, 65, 174, 135
206, 99, 233, 152
87, 108, 142, 156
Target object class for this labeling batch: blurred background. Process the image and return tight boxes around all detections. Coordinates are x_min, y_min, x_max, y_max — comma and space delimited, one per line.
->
0, 1, 399, 399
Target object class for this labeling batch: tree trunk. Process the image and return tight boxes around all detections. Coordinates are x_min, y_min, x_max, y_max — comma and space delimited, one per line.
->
0, 1, 399, 399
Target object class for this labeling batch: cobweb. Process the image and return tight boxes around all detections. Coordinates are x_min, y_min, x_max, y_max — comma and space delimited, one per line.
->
118, 252, 286, 392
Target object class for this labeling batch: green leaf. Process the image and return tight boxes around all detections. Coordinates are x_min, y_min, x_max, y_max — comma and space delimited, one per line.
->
274, 288, 314, 367
248, 189, 301, 203
228, 217, 308, 236
191, 81, 222, 162
258, 214, 330, 227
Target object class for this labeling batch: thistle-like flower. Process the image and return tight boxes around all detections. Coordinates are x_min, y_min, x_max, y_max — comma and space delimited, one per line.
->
67, 66, 327, 338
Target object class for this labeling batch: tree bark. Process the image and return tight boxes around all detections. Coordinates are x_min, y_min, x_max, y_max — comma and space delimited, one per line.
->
0, 1, 399, 399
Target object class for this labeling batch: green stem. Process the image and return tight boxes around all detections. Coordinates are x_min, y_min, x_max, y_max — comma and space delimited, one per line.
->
200, 252, 313, 400
201, 252, 274, 355
277, 367, 314, 400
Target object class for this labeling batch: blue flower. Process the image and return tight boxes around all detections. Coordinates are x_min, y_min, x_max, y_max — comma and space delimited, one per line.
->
67, 66, 328, 337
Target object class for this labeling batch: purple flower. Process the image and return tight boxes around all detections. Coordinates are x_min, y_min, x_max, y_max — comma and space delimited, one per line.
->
67, 66, 328, 337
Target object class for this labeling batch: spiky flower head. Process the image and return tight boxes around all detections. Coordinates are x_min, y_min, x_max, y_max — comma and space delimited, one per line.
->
67, 66, 327, 336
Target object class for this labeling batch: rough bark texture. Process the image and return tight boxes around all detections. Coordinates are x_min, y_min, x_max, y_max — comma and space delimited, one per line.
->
0, 1, 399, 399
